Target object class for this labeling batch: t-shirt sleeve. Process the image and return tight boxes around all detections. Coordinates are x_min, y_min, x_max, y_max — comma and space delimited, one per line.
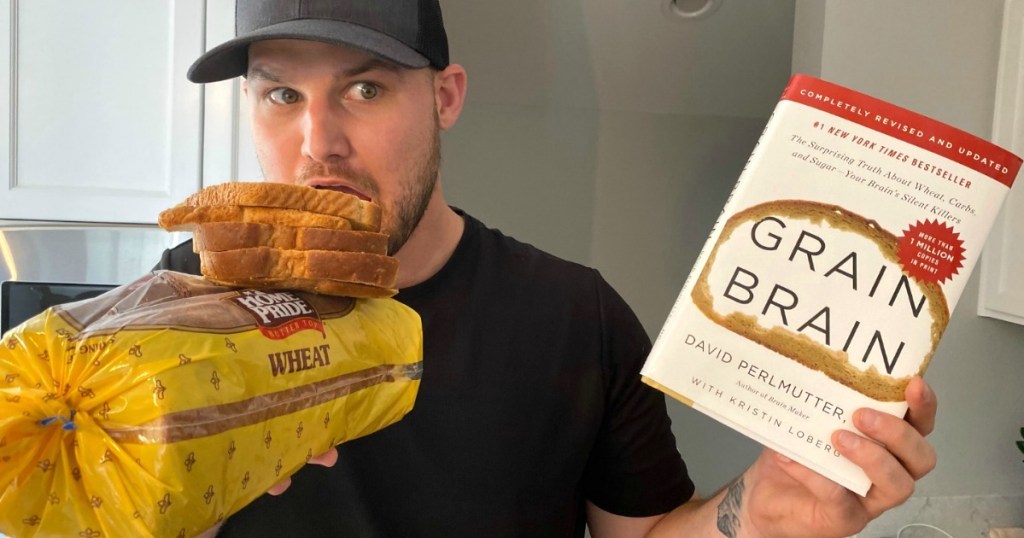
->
152, 239, 201, 275
582, 271, 696, 517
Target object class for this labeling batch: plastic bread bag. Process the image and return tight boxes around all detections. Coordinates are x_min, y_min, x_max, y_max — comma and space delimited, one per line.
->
0, 270, 422, 537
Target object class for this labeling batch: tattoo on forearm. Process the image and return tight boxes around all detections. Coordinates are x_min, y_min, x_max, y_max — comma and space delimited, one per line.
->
715, 477, 745, 537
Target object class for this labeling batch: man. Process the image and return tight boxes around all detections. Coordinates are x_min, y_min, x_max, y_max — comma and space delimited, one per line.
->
158, 1, 938, 536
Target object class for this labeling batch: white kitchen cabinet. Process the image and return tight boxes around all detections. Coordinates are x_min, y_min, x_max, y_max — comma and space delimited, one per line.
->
978, 0, 1024, 325
0, 0, 260, 225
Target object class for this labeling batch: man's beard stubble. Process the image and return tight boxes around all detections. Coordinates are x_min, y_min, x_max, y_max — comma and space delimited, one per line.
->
386, 116, 441, 255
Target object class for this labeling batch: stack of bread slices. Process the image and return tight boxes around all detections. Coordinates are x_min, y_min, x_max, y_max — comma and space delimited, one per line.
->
158, 182, 397, 298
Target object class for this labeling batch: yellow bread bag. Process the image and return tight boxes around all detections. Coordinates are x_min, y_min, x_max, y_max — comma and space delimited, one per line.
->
0, 271, 422, 537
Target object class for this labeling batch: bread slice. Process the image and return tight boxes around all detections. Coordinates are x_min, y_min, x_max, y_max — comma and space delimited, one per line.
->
205, 276, 396, 298
689, 200, 950, 402
158, 205, 368, 232
181, 182, 381, 231
200, 247, 398, 289
193, 222, 388, 254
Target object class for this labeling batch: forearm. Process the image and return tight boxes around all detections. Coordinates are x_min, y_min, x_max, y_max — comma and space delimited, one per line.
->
647, 476, 761, 538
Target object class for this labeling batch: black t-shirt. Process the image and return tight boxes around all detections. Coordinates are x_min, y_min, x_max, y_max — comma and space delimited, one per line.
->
154, 210, 694, 537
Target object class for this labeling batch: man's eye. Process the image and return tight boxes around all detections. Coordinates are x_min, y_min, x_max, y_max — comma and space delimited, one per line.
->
267, 88, 300, 104
348, 82, 381, 101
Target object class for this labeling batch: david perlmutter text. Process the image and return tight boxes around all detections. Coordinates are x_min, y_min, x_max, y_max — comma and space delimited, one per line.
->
682, 333, 845, 421
683, 333, 846, 458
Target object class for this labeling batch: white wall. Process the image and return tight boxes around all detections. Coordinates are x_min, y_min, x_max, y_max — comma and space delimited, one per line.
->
441, 0, 1024, 530
440, 1, 794, 493
795, 0, 1023, 499
443, 105, 770, 491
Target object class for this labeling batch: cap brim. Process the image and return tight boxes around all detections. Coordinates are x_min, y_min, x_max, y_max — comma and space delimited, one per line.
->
187, 19, 430, 83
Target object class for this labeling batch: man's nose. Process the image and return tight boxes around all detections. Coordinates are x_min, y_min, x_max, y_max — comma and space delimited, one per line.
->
300, 98, 352, 163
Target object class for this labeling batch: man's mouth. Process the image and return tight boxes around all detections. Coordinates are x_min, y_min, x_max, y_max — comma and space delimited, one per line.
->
311, 184, 373, 202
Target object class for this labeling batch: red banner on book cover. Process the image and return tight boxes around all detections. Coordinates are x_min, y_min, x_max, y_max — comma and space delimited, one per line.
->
783, 74, 1021, 187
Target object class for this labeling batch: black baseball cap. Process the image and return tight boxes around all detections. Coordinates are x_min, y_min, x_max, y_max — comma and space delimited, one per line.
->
188, 0, 449, 83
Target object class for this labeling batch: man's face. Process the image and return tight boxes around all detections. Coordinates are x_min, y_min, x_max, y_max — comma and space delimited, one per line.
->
245, 39, 441, 255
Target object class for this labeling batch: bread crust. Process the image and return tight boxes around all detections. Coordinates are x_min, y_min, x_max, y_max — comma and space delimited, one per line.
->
200, 247, 398, 289
159, 205, 365, 232
204, 276, 396, 298
181, 182, 381, 231
193, 222, 388, 254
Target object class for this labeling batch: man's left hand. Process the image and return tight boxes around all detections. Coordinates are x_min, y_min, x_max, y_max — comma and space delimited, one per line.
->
741, 375, 937, 537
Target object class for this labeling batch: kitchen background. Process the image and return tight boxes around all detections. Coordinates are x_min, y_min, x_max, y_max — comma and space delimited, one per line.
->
1, 0, 1022, 536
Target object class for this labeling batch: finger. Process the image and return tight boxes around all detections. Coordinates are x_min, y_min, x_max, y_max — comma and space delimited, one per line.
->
309, 447, 338, 467
194, 523, 224, 538
267, 448, 337, 497
833, 429, 915, 515
855, 407, 936, 480
904, 376, 937, 437
267, 476, 292, 496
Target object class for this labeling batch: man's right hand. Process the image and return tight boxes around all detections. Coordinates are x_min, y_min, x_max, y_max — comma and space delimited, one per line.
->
195, 447, 340, 537
267, 447, 339, 495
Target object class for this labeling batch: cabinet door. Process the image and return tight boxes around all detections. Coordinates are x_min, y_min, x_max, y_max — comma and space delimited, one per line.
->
979, 0, 1024, 325
0, 1, 204, 224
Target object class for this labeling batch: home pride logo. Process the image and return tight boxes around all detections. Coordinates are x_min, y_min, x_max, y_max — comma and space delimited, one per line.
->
228, 290, 325, 340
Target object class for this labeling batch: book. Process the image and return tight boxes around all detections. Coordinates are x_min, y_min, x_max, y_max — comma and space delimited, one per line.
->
640, 74, 1022, 495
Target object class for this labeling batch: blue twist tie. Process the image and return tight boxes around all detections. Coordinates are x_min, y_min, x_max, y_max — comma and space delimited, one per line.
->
39, 410, 77, 431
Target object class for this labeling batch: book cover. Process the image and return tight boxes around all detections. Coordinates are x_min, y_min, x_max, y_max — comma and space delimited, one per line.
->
640, 74, 1022, 495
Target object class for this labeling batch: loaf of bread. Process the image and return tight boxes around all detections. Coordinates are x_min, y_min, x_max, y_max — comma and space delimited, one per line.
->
0, 271, 422, 537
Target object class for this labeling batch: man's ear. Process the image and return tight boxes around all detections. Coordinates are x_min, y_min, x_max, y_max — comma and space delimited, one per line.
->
434, 64, 467, 130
